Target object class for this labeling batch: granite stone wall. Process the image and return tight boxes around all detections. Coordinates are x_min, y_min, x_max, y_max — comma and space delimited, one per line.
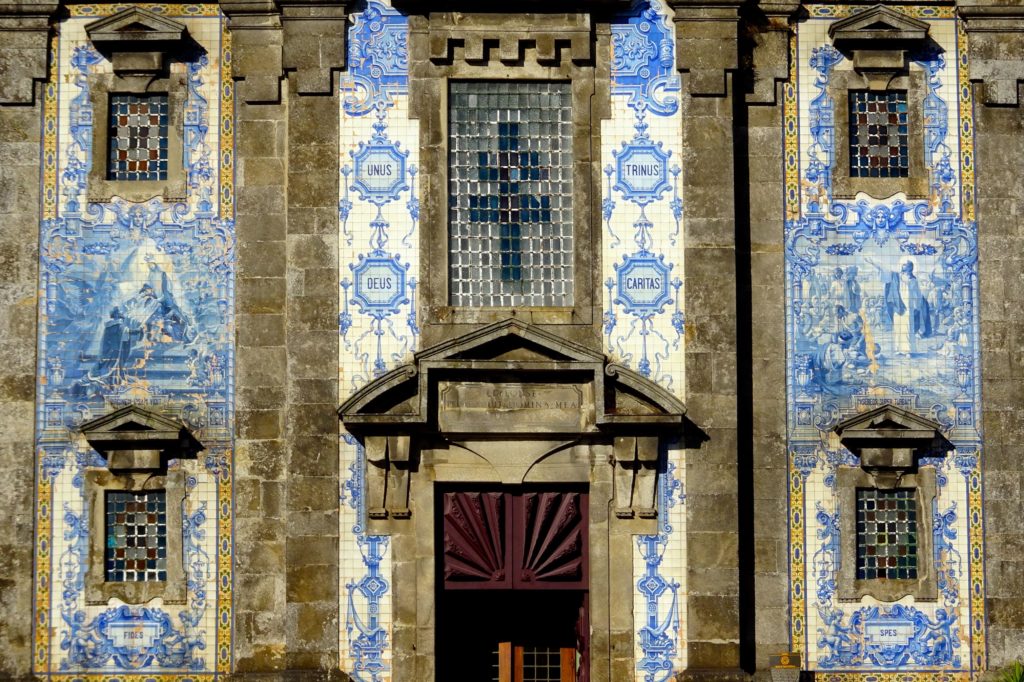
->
0, 1, 1021, 681
0, 76, 44, 682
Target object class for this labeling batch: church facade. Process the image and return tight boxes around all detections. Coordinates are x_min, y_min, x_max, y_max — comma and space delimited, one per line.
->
0, 0, 1022, 680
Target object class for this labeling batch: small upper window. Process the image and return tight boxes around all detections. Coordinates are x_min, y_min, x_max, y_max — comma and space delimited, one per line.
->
855, 487, 918, 581
448, 81, 573, 307
107, 93, 170, 181
848, 90, 909, 179
105, 489, 168, 582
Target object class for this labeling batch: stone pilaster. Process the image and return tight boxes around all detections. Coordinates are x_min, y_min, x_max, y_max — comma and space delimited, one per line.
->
670, 0, 745, 671
744, 4, 794, 670
233, 90, 290, 674
0, 70, 43, 682
969, 3, 1024, 663
282, 75, 341, 671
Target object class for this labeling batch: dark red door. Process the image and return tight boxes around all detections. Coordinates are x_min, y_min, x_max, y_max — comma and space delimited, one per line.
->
442, 489, 588, 590
438, 488, 589, 682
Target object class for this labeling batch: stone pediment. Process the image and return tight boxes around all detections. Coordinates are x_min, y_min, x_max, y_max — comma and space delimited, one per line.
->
85, 7, 188, 45
339, 319, 685, 436
834, 404, 942, 441
80, 405, 203, 468
834, 404, 951, 469
828, 5, 930, 44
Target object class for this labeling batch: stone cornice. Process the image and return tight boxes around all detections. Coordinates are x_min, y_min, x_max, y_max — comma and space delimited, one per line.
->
0, 0, 58, 104
221, 0, 349, 103
667, 0, 745, 96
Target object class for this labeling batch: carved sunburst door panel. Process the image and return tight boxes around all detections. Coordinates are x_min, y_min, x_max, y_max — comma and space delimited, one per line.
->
442, 489, 589, 590
442, 491, 512, 589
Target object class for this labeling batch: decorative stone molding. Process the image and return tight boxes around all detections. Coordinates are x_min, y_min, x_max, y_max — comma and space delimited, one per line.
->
222, 0, 349, 103
221, 0, 284, 103
364, 435, 412, 519
745, 1, 800, 105
960, 1, 1024, 106
613, 435, 658, 518
340, 319, 687, 522
0, 0, 58, 104
667, 0, 746, 97
395, 0, 629, 66
280, 0, 348, 95
828, 5, 930, 89
423, 13, 594, 65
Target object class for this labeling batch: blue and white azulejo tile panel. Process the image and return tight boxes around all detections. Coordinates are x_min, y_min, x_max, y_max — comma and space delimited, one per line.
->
338, 2, 417, 679
605, 2, 687, 678
784, 7, 984, 673
35, 6, 234, 677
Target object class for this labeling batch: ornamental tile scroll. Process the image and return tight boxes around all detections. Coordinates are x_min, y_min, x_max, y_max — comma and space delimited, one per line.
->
339, 3, 416, 679
605, 3, 687, 678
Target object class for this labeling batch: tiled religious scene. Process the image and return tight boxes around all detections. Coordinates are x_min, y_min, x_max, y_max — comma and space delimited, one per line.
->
785, 8, 984, 671
0, 0, 1022, 681
28, 5, 233, 678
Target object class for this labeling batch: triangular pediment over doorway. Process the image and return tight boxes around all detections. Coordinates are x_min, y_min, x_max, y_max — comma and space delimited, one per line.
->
338, 318, 686, 436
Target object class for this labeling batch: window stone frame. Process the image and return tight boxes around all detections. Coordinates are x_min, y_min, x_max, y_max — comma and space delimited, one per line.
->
84, 7, 191, 203
408, 11, 611, 339
77, 405, 202, 606
836, 465, 937, 602
84, 468, 187, 605
832, 404, 950, 603
831, 69, 929, 200
88, 74, 187, 203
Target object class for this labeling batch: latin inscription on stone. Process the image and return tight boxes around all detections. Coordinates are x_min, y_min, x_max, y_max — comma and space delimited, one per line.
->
438, 382, 586, 433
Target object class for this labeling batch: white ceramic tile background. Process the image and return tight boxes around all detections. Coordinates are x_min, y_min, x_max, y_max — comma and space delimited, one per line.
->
338, 3, 415, 678
602, 1, 687, 676
40, 10, 229, 675
791, 12, 975, 670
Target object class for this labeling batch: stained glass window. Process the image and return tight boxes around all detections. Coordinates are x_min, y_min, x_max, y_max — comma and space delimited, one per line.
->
856, 487, 918, 580
449, 81, 573, 307
105, 490, 168, 582
108, 93, 169, 181
849, 90, 909, 178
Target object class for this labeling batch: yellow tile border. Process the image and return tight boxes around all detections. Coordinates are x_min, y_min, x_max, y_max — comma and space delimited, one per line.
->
34, 7, 233, 677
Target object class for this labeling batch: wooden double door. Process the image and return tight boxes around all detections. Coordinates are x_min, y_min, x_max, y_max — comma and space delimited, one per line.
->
437, 488, 589, 682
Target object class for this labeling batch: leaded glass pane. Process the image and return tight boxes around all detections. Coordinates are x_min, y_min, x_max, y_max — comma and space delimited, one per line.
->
856, 487, 918, 580
108, 93, 169, 181
449, 81, 573, 307
849, 90, 909, 178
105, 489, 168, 582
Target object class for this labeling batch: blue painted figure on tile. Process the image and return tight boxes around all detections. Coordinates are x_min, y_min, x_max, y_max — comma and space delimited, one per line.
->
865, 256, 930, 355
